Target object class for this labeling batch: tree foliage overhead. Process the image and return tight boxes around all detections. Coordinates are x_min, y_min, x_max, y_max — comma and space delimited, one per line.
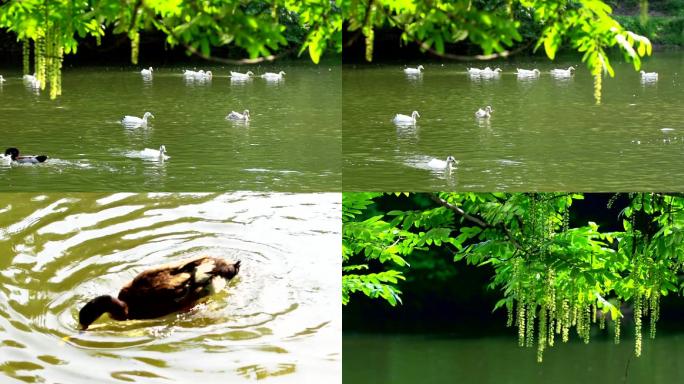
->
342, 192, 684, 362
343, 0, 653, 103
0, 0, 342, 98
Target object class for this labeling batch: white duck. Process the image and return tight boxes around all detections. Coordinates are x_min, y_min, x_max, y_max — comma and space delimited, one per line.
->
404, 65, 424, 75
193, 70, 212, 80
428, 156, 458, 170
226, 109, 250, 121
121, 112, 154, 127
393, 111, 420, 124
0, 75, 5, 83
516, 68, 540, 77
140, 67, 153, 76
640, 70, 658, 81
23, 73, 37, 82
140, 145, 169, 161
230, 71, 254, 80
550, 66, 575, 77
261, 71, 285, 81
183, 69, 197, 77
475, 106, 493, 119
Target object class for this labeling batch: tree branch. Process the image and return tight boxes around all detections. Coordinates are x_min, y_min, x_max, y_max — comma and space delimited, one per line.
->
428, 193, 523, 250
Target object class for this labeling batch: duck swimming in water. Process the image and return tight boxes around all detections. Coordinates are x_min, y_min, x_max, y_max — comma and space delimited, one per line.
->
4, 147, 48, 163
78, 256, 241, 330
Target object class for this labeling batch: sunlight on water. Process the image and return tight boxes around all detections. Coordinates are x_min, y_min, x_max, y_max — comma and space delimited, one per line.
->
343, 51, 684, 190
0, 193, 341, 383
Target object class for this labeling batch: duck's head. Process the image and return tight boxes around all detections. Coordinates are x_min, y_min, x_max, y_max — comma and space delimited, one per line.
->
143, 112, 154, 120
247, 71, 254, 76
417, 65, 424, 70
243, 110, 250, 118
534, 69, 540, 74
568, 66, 576, 71
159, 145, 167, 154
4, 148, 19, 160
149, 67, 153, 72
446, 155, 457, 165
205, 71, 213, 78
495, 68, 502, 72
411, 111, 420, 119
78, 295, 128, 330
279, 71, 286, 76
485, 106, 493, 113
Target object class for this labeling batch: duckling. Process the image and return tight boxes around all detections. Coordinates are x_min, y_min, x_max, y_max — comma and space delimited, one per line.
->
427, 155, 458, 170
392, 111, 420, 125
640, 70, 658, 81
475, 106, 493, 119
550, 66, 575, 77
261, 71, 285, 81
403, 65, 424, 75
226, 109, 250, 121
4, 147, 47, 163
78, 256, 241, 330
230, 71, 254, 80
121, 112, 154, 128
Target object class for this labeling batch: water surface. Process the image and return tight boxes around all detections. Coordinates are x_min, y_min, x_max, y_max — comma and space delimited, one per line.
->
0, 192, 341, 382
344, 334, 684, 383
0, 62, 341, 191
343, 51, 684, 190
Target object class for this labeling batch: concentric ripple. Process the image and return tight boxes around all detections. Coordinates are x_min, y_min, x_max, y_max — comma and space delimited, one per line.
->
0, 193, 341, 383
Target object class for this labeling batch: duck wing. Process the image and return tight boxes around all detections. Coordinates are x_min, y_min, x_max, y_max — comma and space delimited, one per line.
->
118, 256, 239, 319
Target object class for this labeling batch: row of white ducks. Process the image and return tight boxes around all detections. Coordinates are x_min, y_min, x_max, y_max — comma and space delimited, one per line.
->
230, 70, 286, 81
393, 106, 493, 125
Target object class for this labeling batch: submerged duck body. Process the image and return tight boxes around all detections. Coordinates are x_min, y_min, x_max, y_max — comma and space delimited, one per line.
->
4, 147, 47, 163
78, 256, 241, 330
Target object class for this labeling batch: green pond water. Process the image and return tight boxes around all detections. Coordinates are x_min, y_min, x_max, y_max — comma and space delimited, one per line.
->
343, 334, 684, 384
0, 193, 341, 383
0, 62, 341, 192
343, 51, 684, 191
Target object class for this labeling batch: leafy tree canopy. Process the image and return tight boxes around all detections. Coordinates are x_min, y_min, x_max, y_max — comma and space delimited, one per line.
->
343, 0, 653, 103
343, 192, 684, 362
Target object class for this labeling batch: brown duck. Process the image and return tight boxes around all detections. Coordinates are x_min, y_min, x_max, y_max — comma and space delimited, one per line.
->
78, 256, 241, 330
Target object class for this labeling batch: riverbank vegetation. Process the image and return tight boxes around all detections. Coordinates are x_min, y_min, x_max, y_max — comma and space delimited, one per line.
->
343, 192, 684, 362
0, 1, 341, 98
344, 1, 659, 103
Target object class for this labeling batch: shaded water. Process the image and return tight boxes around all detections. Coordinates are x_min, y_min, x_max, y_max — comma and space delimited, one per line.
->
343, 334, 684, 383
0, 193, 341, 382
343, 51, 684, 190
0, 63, 341, 191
